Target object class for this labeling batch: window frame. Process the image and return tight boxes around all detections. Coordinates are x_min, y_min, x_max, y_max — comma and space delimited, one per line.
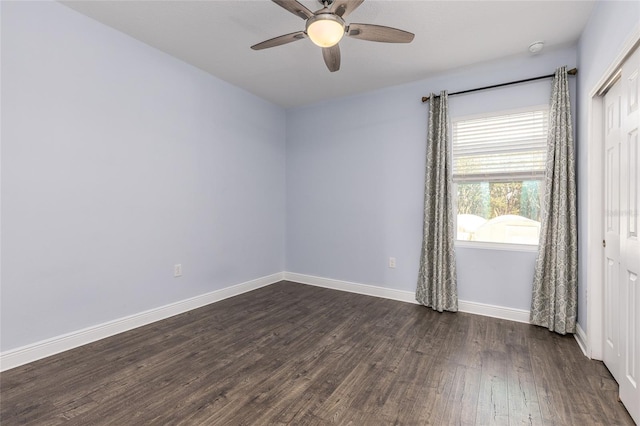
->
451, 105, 549, 250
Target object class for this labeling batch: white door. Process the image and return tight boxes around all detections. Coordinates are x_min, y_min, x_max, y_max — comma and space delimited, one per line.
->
603, 75, 622, 384
619, 44, 640, 422
604, 45, 640, 423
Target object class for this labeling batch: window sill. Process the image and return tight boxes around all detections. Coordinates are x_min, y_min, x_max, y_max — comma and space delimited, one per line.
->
455, 240, 539, 253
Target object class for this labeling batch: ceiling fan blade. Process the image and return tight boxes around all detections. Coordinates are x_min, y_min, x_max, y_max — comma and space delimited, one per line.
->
347, 23, 415, 43
330, 0, 364, 18
322, 45, 341, 72
272, 0, 314, 20
251, 31, 307, 50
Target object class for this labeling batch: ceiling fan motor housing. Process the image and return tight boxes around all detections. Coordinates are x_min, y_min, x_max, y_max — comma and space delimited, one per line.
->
305, 13, 345, 48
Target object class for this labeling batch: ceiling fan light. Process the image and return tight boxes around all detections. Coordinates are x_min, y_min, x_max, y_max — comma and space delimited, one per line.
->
306, 14, 345, 48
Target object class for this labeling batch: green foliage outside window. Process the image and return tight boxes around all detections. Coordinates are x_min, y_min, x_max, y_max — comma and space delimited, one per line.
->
456, 181, 542, 221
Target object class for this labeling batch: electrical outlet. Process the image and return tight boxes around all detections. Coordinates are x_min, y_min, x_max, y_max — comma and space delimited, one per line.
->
174, 264, 182, 277
389, 257, 396, 268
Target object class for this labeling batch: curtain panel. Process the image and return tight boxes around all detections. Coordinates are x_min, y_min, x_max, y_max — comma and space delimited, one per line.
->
530, 66, 578, 334
416, 91, 458, 313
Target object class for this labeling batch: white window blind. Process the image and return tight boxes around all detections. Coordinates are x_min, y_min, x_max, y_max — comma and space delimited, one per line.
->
452, 109, 549, 183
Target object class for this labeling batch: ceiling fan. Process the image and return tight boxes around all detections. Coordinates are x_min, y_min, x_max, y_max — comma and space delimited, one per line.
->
251, 0, 415, 72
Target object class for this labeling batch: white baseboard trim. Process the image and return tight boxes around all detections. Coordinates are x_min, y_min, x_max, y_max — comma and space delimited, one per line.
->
458, 300, 530, 324
575, 322, 589, 358
283, 272, 531, 324
0, 272, 284, 372
283, 272, 418, 304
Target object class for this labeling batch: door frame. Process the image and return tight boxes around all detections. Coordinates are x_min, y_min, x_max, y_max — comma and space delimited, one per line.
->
586, 26, 640, 360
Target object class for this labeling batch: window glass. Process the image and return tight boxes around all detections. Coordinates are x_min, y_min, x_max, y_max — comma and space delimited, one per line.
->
452, 108, 548, 245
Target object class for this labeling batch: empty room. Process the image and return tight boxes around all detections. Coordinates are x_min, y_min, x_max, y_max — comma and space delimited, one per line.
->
1, 0, 639, 424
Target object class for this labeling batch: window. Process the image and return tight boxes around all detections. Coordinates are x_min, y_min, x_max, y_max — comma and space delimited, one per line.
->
452, 107, 548, 246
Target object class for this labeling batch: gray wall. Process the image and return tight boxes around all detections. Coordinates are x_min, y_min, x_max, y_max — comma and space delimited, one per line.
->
576, 0, 640, 331
1, 1, 286, 351
286, 47, 577, 311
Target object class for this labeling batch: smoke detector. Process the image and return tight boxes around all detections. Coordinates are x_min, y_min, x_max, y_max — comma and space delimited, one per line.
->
529, 41, 544, 54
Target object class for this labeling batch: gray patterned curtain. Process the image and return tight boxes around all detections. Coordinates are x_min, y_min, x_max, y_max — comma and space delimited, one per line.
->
416, 91, 458, 312
530, 66, 578, 334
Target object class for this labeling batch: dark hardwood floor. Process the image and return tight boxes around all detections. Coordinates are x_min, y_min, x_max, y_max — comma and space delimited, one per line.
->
0, 281, 633, 425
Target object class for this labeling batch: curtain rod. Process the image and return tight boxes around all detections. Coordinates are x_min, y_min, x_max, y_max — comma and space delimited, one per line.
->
421, 68, 578, 103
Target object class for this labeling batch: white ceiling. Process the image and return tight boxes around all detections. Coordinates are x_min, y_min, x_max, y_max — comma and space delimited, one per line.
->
61, 0, 596, 108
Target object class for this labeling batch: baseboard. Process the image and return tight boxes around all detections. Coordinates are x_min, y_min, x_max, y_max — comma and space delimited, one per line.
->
0, 272, 284, 372
575, 322, 589, 358
283, 272, 418, 304
457, 299, 530, 324
283, 272, 531, 324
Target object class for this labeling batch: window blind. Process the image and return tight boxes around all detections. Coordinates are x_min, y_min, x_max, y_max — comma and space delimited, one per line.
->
452, 109, 548, 183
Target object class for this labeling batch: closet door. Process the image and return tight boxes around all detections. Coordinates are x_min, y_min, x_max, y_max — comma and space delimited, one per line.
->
603, 75, 622, 385
618, 44, 640, 423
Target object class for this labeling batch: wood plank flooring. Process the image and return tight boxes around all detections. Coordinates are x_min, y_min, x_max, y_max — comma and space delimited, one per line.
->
0, 281, 633, 425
